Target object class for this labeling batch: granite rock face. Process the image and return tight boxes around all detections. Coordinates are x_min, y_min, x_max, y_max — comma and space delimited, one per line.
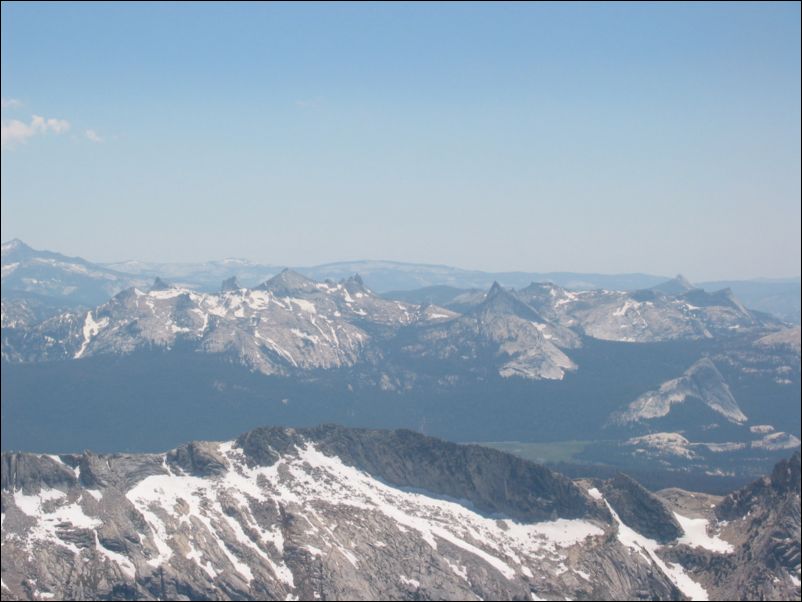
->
611, 357, 747, 426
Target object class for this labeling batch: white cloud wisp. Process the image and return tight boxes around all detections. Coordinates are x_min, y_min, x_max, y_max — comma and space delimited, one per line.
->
1, 114, 71, 149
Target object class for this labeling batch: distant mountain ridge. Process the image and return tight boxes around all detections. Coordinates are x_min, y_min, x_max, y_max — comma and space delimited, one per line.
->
3, 239, 799, 321
2, 239, 145, 297
2, 268, 781, 381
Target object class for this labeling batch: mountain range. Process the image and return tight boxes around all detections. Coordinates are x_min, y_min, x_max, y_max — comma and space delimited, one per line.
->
1, 425, 799, 601
1, 264, 788, 384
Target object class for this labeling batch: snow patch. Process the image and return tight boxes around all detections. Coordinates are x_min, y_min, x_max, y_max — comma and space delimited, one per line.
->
289, 298, 317, 314
674, 513, 733, 553
74, 311, 110, 358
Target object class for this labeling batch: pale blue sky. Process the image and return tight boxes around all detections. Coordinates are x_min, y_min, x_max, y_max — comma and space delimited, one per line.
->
1, 2, 800, 280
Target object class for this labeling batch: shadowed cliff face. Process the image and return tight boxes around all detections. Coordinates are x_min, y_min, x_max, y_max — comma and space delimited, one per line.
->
236, 424, 606, 523
600, 473, 683, 543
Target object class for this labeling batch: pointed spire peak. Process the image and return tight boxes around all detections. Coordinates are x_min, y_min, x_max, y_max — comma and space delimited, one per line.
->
484, 281, 515, 304
487, 281, 505, 297
474, 281, 544, 322
149, 277, 172, 291
221, 276, 240, 292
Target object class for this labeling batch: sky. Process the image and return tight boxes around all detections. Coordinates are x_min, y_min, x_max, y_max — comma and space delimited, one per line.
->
1, 2, 800, 281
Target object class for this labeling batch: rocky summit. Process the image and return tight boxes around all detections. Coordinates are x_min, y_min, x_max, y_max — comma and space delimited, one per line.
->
1, 426, 800, 601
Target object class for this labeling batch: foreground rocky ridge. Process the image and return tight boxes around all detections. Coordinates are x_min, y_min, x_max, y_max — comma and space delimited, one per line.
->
1, 426, 799, 601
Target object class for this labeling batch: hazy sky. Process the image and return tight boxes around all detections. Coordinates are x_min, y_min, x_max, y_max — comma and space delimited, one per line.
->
1, 2, 800, 281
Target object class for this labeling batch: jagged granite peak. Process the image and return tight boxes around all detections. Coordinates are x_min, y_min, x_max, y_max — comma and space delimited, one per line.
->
221, 275, 241, 292
651, 274, 697, 295
341, 273, 368, 295
258, 268, 318, 295
612, 356, 748, 425
148, 277, 173, 291
3, 423, 764, 602
599, 473, 683, 543
236, 424, 606, 523
717, 450, 801, 522
771, 449, 802, 493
